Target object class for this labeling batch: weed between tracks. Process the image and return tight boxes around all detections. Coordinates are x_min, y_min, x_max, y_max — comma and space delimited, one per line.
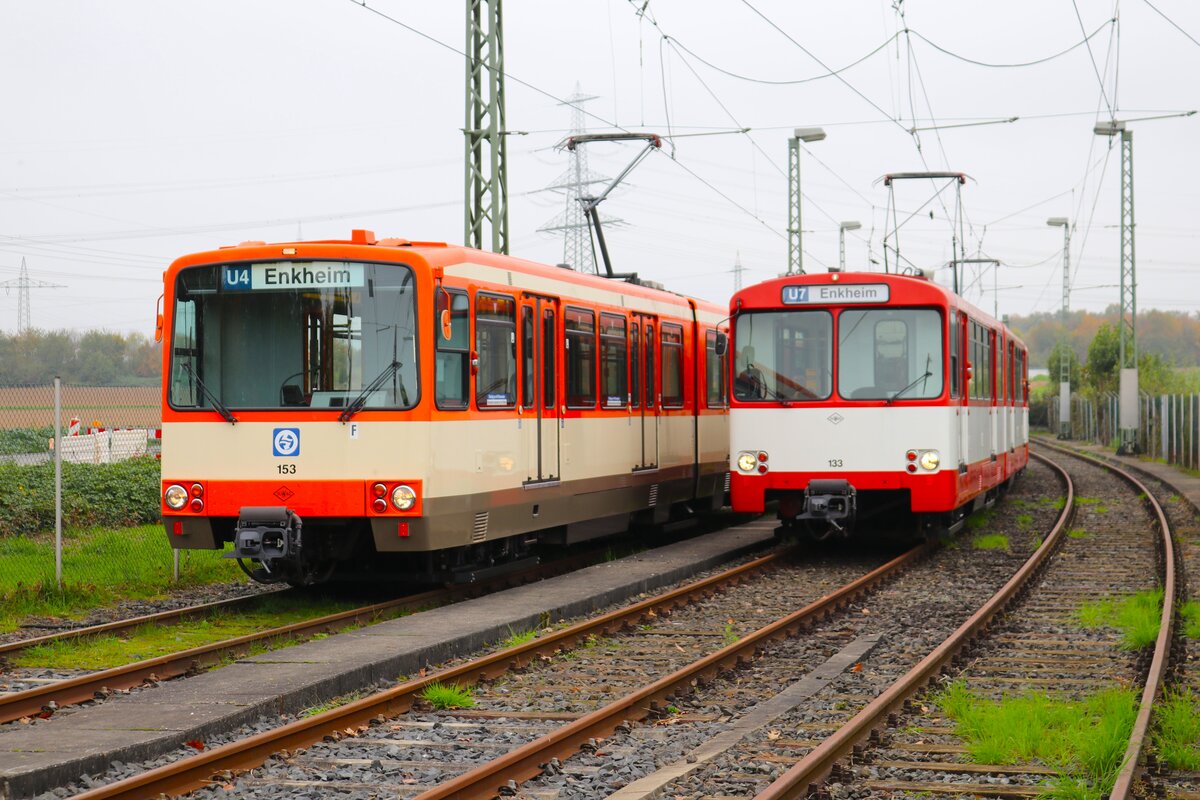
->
1074, 588, 1164, 650
10, 594, 364, 669
935, 682, 1138, 800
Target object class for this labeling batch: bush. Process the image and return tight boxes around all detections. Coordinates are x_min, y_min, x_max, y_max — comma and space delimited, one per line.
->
0, 456, 161, 537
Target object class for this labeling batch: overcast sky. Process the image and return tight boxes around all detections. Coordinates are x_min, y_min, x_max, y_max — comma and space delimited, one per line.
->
1, 0, 1197, 336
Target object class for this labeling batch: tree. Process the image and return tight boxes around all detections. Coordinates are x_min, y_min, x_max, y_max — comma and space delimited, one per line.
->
1084, 323, 1120, 393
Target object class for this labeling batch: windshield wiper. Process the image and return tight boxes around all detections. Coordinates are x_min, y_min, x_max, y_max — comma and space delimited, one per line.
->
181, 362, 237, 424
887, 354, 934, 405
339, 360, 403, 422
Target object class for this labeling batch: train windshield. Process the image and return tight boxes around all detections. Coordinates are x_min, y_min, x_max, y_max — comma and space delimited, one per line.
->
837, 308, 943, 400
733, 310, 833, 401
168, 261, 418, 410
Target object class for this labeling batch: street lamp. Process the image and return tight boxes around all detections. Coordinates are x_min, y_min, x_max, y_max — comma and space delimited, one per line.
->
1047, 217, 1071, 439
1093, 119, 1138, 453
787, 127, 826, 275
837, 221, 861, 272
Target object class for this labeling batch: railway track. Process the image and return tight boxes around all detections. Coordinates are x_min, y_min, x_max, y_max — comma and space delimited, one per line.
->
0, 539, 650, 727
49, 456, 1066, 799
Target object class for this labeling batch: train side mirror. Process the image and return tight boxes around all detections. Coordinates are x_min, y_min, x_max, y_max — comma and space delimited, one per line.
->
714, 332, 728, 357
440, 309, 453, 341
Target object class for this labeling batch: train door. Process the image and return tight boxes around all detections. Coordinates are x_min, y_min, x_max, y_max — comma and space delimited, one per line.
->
632, 312, 659, 470
519, 293, 560, 485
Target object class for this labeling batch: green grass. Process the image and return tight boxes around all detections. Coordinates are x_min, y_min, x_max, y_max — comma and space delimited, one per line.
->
1181, 600, 1200, 639
9, 594, 361, 669
1152, 689, 1200, 770
498, 626, 537, 649
971, 534, 1010, 551
1067, 528, 1090, 539
1074, 588, 1163, 650
0, 524, 244, 633
421, 682, 475, 710
935, 682, 1138, 800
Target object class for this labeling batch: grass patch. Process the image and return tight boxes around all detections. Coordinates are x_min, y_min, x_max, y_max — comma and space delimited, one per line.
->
1074, 588, 1163, 649
421, 682, 475, 710
935, 682, 1137, 799
0, 524, 244, 633
1181, 600, 1200, 639
971, 534, 1010, 552
498, 626, 537, 649
1152, 689, 1200, 770
1067, 528, 1090, 539
10, 593, 361, 669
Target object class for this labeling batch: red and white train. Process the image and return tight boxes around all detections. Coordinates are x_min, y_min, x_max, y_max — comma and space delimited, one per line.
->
727, 270, 1029, 537
158, 230, 729, 585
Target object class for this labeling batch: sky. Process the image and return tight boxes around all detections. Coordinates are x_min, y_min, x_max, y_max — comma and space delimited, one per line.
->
1, 0, 1198, 336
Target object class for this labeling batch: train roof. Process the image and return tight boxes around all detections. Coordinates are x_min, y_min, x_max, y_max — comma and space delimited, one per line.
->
164, 229, 725, 317
731, 270, 1023, 344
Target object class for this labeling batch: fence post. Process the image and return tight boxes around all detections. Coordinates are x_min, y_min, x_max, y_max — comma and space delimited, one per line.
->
54, 377, 63, 589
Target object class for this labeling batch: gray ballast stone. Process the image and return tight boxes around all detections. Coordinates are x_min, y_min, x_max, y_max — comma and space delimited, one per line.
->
0, 521, 773, 800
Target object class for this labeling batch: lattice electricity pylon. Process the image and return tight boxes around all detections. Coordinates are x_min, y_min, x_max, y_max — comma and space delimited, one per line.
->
464, 0, 508, 255
0, 258, 64, 334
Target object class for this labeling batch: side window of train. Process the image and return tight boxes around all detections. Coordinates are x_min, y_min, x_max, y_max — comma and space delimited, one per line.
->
521, 305, 535, 409
435, 289, 470, 410
475, 293, 516, 409
705, 330, 727, 408
949, 312, 961, 399
565, 307, 596, 408
630, 324, 641, 408
600, 313, 628, 408
543, 308, 556, 410
661, 324, 684, 408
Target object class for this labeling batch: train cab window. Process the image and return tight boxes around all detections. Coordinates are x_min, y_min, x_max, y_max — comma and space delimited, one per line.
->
521, 305, 535, 409
169, 261, 418, 411
838, 309, 943, 401
949, 312, 961, 400
661, 324, 684, 408
600, 313, 628, 408
543, 308, 556, 410
565, 307, 596, 408
436, 289, 470, 410
630, 324, 641, 409
705, 330, 727, 408
734, 310, 831, 402
475, 293, 516, 409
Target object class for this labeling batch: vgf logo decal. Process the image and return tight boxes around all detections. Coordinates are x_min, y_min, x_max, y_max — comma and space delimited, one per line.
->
272, 428, 300, 457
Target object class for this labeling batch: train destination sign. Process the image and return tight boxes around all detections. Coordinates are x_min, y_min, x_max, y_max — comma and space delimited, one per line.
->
222, 263, 365, 292
781, 283, 890, 305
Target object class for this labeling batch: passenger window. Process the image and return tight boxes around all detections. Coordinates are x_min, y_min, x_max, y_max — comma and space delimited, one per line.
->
600, 313, 628, 407
436, 290, 470, 410
475, 293, 516, 409
630, 324, 641, 409
521, 305, 535, 409
705, 330, 726, 408
565, 307, 596, 408
661, 324, 684, 408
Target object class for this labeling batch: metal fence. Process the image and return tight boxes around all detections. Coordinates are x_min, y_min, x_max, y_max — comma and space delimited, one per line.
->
1048, 391, 1200, 470
0, 381, 228, 594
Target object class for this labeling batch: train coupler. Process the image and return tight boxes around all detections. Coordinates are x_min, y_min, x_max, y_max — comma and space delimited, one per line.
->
226, 506, 304, 566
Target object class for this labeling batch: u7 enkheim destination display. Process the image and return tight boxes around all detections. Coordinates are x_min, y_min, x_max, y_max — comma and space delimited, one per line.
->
781, 283, 890, 305
222, 263, 365, 291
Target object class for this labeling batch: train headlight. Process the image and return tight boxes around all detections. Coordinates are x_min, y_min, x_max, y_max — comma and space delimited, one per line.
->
164, 484, 188, 510
736, 452, 758, 473
919, 450, 940, 471
391, 484, 417, 511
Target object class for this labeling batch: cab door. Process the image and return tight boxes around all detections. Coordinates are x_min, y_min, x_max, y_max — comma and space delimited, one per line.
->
519, 293, 560, 484
632, 313, 659, 470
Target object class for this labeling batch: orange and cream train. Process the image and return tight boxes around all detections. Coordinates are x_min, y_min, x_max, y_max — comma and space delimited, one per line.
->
727, 270, 1029, 538
158, 230, 730, 585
